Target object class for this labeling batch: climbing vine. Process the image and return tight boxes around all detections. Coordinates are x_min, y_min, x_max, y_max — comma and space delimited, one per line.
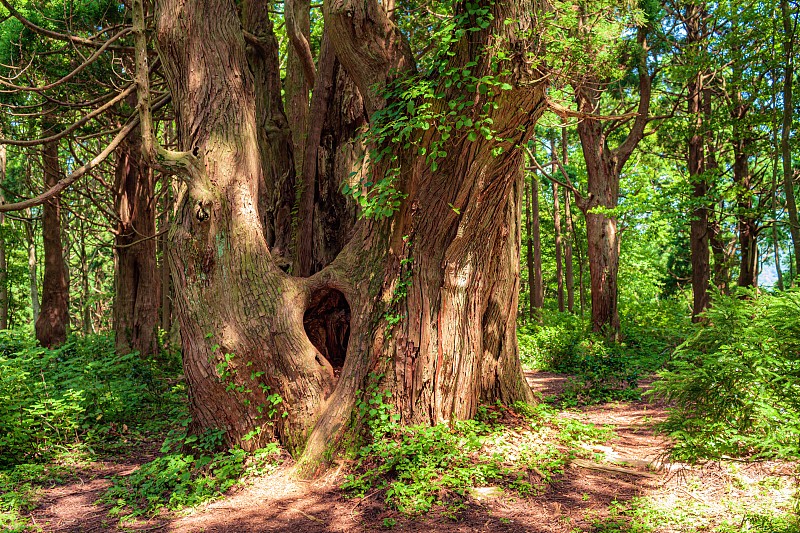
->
342, 1, 519, 219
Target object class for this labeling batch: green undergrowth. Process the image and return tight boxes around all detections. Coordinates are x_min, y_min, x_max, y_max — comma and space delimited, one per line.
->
0, 330, 186, 531
0, 330, 185, 466
101, 424, 283, 519
342, 398, 613, 516
518, 301, 687, 407
652, 289, 800, 462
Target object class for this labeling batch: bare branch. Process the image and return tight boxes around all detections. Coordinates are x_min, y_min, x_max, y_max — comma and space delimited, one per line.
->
0, 28, 131, 92
0, 120, 139, 212
0, 84, 136, 147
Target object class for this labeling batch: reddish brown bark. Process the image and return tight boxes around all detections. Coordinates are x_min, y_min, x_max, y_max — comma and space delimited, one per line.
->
150, 0, 543, 469
113, 125, 160, 357
244, 0, 296, 265
35, 138, 69, 348
572, 27, 651, 337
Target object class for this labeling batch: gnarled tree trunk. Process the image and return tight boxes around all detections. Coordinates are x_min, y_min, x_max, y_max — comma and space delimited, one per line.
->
150, 0, 543, 469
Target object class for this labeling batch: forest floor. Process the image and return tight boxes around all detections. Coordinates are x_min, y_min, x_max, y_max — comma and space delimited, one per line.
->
22, 371, 798, 533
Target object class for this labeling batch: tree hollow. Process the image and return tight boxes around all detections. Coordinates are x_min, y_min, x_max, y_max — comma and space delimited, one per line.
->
303, 287, 350, 379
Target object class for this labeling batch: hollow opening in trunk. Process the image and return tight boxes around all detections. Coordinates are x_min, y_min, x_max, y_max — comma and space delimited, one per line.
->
303, 288, 351, 376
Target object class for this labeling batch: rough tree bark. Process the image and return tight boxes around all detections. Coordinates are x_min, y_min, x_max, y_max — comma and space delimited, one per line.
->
571, 27, 651, 337
35, 138, 69, 348
145, 0, 544, 467
113, 124, 160, 356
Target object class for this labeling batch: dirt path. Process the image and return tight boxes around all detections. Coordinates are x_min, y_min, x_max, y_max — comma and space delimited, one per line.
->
23, 372, 795, 532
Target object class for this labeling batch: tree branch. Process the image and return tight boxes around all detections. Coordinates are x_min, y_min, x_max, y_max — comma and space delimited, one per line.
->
0, 120, 139, 212
285, 0, 317, 86
0, 0, 134, 51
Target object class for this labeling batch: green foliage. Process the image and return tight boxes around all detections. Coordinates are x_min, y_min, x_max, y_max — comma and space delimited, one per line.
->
343, 400, 611, 515
342, 2, 516, 219
518, 312, 587, 370
652, 289, 800, 462
0, 331, 183, 466
101, 425, 282, 517
518, 313, 666, 406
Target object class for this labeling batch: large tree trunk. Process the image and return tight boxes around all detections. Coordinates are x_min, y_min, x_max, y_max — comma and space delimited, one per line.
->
35, 139, 69, 348
113, 126, 160, 356
151, 0, 543, 468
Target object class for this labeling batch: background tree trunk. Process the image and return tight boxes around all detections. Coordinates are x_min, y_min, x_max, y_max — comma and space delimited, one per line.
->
575, 110, 622, 335
524, 179, 535, 321
245, 0, 296, 267
530, 174, 543, 315
113, 126, 160, 357
781, 0, 800, 282
685, 5, 710, 320
0, 141, 7, 329
25, 209, 40, 325
562, 129, 574, 313
35, 138, 69, 348
732, 98, 758, 289
573, 27, 650, 337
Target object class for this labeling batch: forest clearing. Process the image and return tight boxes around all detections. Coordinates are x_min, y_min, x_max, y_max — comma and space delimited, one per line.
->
1, 0, 799, 530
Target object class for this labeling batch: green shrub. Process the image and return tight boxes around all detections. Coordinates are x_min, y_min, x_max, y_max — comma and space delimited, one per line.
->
343, 394, 612, 515
102, 425, 282, 517
0, 331, 184, 466
652, 289, 800, 461
517, 313, 587, 370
